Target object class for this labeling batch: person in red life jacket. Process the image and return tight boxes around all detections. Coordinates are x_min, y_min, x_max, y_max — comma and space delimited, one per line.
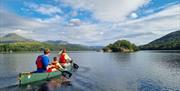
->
59, 48, 72, 68
35, 48, 51, 73
47, 57, 64, 72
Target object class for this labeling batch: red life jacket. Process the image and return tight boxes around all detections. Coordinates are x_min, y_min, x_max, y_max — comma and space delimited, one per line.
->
59, 53, 66, 64
36, 55, 43, 69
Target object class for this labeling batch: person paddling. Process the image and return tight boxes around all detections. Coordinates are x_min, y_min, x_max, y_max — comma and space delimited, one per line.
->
59, 48, 72, 68
47, 57, 64, 72
35, 48, 50, 73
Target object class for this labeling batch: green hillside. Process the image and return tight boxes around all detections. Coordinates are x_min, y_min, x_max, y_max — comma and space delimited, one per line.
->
0, 33, 93, 52
139, 30, 180, 50
0, 33, 33, 43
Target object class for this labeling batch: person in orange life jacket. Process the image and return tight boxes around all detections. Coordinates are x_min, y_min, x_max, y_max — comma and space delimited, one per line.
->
35, 48, 50, 73
59, 48, 72, 68
47, 57, 64, 72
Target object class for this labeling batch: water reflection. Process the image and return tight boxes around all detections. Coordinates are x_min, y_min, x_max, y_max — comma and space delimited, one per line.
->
38, 78, 71, 91
17, 76, 72, 91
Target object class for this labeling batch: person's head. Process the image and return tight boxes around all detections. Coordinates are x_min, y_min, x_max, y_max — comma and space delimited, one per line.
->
53, 57, 57, 61
62, 48, 66, 53
44, 48, 50, 55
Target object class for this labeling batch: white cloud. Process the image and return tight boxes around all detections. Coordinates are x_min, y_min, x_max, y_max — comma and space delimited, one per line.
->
131, 13, 138, 19
69, 18, 82, 26
0, 9, 45, 29
1, 2, 180, 46
14, 29, 32, 34
26, 3, 62, 16
68, 4, 180, 45
97, 4, 180, 45
62, 0, 150, 22
35, 15, 63, 24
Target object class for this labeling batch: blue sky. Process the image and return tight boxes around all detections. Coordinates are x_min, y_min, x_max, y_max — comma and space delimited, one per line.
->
0, 0, 180, 45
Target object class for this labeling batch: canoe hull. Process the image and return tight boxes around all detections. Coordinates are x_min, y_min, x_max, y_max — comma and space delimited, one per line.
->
19, 71, 62, 85
19, 66, 73, 85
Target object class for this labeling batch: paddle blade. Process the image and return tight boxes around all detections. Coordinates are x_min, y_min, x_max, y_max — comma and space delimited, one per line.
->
62, 71, 72, 79
73, 63, 79, 70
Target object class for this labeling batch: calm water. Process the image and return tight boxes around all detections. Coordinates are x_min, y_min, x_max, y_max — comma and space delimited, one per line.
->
0, 51, 180, 91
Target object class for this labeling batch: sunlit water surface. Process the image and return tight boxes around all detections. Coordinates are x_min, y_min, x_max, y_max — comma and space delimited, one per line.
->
0, 51, 180, 91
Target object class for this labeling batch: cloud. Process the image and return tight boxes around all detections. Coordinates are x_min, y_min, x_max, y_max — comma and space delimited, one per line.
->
75, 4, 180, 45
35, 15, 63, 24
0, 9, 44, 29
130, 13, 138, 19
141, 2, 179, 16
25, 3, 62, 16
14, 29, 33, 34
69, 18, 82, 26
0, 9, 46, 40
98, 4, 180, 45
62, 0, 150, 22
1, 1, 179, 46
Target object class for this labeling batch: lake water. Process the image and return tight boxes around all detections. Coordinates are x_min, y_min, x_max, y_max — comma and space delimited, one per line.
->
0, 51, 180, 91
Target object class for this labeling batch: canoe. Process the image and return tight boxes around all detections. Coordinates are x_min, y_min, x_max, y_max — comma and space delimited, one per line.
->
19, 65, 73, 85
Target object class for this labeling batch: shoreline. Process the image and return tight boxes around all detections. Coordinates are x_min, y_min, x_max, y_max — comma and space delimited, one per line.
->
0, 50, 180, 54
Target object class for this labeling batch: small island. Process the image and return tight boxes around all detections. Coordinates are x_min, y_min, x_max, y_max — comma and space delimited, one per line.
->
103, 40, 138, 52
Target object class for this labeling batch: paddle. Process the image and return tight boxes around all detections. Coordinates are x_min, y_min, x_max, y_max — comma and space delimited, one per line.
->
56, 67, 72, 79
46, 64, 72, 79
70, 60, 79, 70
73, 62, 79, 70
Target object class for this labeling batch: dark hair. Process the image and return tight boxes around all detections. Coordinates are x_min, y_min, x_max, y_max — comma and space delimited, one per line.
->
53, 57, 57, 61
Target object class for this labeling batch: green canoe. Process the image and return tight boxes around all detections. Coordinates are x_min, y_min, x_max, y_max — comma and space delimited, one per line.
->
19, 65, 73, 85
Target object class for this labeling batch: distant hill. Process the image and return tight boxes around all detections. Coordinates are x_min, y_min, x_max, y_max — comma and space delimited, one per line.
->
0, 33, 33, 43
45, 40, 69, 45
139, 30, 180, 50
0, 33, 97, 52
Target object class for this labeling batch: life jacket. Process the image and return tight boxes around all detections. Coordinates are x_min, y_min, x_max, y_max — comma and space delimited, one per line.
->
36, 55, 43, 69
59, 53, 66, 64
51, 61, 58, 68
51, 61, 56, 65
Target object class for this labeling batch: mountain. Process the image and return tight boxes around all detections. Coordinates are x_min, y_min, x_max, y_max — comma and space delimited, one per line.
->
139, 30, 180, 50
88, 46, 104, 51
0, 33, 96, 52
0, 33, 33, 43
45, 40, 69, 45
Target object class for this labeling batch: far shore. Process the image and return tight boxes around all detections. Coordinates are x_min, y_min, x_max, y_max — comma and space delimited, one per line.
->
0, 50, 98, 54
0, 50, 180, 54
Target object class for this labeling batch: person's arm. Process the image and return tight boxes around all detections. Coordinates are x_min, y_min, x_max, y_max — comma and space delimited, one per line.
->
57, 63, 64, 70
65, 53, 72, 62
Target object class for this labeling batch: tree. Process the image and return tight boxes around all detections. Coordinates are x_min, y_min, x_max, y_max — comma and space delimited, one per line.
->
103, 40, 138, 52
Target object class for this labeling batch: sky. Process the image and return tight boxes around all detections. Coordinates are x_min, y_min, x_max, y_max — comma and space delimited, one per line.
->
0, 0, 180, 46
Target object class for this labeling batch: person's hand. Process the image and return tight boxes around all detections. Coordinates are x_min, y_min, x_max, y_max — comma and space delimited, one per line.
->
70, 60, 73, 63
47, 65, 52, 69
70, 61, 72, 63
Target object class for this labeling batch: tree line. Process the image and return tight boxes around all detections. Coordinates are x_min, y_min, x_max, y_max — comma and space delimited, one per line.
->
0, 42, 91, 52
103, 40, 138, 52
